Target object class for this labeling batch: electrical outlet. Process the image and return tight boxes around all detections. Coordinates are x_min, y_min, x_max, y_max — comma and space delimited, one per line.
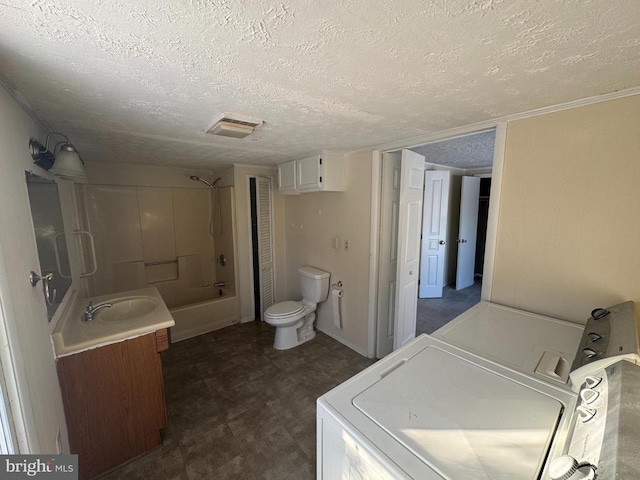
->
344, 240, 351, 251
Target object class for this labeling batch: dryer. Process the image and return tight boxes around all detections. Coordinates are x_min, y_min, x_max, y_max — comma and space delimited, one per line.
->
431, 300, 640, 391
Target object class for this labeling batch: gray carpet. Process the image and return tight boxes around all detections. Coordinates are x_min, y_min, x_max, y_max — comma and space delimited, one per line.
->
416, 280, 482, 335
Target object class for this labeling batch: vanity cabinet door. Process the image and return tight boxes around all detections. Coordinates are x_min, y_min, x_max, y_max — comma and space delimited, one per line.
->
57, 332, 167, 480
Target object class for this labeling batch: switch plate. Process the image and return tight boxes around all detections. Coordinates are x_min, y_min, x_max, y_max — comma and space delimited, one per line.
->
332, 237, 339, 249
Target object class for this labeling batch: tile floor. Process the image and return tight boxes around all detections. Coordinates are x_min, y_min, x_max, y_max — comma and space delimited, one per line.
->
101, 321, 375, 479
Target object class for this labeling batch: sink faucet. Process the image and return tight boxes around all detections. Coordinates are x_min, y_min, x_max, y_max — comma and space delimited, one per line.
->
83, 301, 112, 321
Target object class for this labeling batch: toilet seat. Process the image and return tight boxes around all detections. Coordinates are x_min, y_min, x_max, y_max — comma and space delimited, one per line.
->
265, 301, 305, 319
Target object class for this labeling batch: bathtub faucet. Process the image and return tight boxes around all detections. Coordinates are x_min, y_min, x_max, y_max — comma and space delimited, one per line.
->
213, 282, 225, 288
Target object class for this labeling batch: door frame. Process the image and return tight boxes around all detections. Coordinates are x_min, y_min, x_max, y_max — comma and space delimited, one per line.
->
368, 123, 507, 357
0, 295, 18, 453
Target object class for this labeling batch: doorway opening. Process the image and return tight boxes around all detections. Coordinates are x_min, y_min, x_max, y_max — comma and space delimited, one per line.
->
411, 131, 495, 334
375, 129, 499, 358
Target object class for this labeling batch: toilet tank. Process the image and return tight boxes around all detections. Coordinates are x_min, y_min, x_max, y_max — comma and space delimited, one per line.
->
298, 266, 330, 303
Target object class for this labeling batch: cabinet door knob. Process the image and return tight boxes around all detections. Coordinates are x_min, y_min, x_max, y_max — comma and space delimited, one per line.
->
439, 240, 445, 245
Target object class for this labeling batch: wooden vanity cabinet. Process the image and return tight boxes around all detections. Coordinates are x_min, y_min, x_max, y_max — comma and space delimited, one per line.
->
57, 329, 169, 480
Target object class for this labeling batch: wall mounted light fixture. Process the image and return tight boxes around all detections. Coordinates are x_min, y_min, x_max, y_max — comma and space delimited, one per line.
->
29, 132, 86, 182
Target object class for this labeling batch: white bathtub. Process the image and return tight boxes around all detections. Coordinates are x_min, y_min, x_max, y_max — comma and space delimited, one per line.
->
169, 289, 238, 342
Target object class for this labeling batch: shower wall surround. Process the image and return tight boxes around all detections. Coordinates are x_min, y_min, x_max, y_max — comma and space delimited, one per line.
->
76, 164, 236, 311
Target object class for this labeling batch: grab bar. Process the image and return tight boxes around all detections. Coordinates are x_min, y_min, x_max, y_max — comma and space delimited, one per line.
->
53, 230, 98, 278
144, 259, 178, 267
77, 230, 98, 278
53, 233, 71, 279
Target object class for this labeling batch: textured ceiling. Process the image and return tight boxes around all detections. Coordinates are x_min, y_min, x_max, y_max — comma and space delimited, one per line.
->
0, 1, 639, 169
411, 131, 495, 169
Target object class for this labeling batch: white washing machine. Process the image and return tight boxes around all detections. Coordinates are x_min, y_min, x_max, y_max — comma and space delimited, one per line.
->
317, 301, 640, 479
318, 336, 576, 480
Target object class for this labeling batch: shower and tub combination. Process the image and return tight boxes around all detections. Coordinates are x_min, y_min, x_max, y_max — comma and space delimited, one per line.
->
189, 175, 223, 238
169, 175, 238, 341
75, 172, 238, 342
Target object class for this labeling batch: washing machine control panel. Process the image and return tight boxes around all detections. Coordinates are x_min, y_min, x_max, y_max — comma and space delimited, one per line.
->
550, 360, 640, 480
569, 300, 640, 391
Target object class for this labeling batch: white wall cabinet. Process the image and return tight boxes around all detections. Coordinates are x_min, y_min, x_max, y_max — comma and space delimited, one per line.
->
277, 151, 345, 194
277, 160, 296, 193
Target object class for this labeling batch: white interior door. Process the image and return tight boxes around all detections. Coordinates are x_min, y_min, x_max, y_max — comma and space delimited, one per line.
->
419, 170, 451, 298
456, 176, 480, 290
256, 177, 275, 316
393, 149, 425, 350
376, 152, 401, 358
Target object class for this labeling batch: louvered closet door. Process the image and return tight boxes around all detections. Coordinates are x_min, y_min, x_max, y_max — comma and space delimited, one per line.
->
256, 177, 275, 318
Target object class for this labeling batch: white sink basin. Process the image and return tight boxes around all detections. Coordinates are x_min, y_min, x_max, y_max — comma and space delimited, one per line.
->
52, 287, 175, 357
96, 296, 159, 322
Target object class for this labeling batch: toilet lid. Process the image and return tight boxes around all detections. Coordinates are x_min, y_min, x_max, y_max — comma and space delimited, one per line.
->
266, 301, 305, 318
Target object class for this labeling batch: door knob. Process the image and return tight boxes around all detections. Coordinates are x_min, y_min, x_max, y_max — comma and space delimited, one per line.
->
439, 240, 445, 245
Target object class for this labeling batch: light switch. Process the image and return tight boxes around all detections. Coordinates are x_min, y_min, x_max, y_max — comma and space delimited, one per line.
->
332, 237, 339, 249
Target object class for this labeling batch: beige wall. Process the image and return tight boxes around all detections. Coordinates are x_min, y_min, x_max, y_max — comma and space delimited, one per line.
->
233, 166, 285, 322
0, 84, 69, 452
284, 151, 373, 355
491, 95, 640, 322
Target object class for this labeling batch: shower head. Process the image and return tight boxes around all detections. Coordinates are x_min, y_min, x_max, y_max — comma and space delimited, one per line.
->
190, 175, 214, 188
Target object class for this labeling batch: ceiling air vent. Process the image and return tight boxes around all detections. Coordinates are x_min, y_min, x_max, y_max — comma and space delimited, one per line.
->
205, 113, 263, 138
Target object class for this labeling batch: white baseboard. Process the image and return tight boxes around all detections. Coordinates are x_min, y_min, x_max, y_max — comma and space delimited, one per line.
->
315, 326, 369, 357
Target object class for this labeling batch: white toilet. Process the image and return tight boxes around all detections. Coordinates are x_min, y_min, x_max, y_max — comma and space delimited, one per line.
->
264, 265, 330, 350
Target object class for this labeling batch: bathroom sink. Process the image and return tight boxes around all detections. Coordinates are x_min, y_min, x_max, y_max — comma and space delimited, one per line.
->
96, 296, 159, 322
52, 287, 175, 357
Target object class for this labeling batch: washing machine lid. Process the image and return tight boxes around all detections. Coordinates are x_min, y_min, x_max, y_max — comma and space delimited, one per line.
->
266, 301, 305, 317
431, 302, 582, 385
352, 346, 563, 480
